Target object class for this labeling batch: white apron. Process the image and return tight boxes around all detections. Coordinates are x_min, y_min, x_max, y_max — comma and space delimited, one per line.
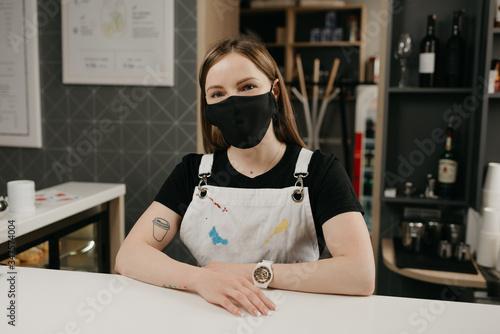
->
179, 148, 320, 266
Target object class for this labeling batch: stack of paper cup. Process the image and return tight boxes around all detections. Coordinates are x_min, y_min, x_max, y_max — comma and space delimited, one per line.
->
476, 207, 500, 268
7, 180, 36, 214
497, 248, 500, 272
482, 162, 500, 211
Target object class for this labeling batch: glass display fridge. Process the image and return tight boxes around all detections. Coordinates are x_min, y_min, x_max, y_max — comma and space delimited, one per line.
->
353, 85, 378, 232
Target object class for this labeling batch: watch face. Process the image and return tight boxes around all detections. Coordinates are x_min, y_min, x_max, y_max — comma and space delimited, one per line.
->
253, 266, 271, 284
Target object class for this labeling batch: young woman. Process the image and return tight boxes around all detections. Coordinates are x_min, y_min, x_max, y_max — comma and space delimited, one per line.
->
115, 36, 375, 318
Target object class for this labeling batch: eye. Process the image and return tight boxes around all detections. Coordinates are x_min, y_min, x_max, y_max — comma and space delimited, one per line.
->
210, 91, 223, 99
242, 84, 255, 91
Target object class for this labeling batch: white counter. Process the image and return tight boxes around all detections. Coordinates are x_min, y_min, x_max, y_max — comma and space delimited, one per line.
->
0, 182, 126, 244
0, 182, 126, 272
0, 266, 499, 333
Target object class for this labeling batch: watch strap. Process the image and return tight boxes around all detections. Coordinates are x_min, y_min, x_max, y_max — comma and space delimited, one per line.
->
261, 260, 273, 267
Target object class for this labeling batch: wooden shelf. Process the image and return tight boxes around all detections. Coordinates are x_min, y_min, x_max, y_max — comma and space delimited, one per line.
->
267, 42, 362, 47
240, 7, 289, 13
241, 5, 363, 13
381, 238, 487, 289
289, 93, 356, 101
265, 43, 286, 47
382, 196, 467, 206
293, 5, 365, 12
388, 87, 474, 94
293, 41, 361, 47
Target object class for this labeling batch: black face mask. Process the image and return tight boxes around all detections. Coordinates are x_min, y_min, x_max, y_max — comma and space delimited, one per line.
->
205, 86, 278, 149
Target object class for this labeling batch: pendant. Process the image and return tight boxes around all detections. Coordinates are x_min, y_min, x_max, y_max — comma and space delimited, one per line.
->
250, 171, 254, 174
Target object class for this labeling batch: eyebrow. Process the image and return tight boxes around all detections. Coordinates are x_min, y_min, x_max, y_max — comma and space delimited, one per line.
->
206, 77, 259, 91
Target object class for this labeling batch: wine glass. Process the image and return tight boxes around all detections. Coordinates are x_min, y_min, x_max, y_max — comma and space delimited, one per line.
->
394, 33, 413, 88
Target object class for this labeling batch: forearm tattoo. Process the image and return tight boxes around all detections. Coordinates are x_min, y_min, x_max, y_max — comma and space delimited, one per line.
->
152, 217, 170, 242
163, 284, 187, 290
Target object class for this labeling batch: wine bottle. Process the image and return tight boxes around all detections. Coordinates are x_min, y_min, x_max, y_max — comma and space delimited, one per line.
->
444, 10, 465, 87
437, 118, 458, 198
495, 0, 500, 28
419, 14, 439, 87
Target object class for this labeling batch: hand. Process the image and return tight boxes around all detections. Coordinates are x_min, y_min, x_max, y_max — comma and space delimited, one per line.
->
192, 265, 276, 317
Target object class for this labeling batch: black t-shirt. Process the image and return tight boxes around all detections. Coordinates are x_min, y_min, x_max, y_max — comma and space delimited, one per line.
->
154, 144, 363, 252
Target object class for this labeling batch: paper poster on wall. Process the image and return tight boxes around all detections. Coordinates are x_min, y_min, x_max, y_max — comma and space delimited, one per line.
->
0, 0, 42, 148
62, 0, 174, 86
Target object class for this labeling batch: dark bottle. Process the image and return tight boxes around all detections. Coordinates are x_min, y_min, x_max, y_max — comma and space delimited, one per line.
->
363, 172, 373, 196
496, 1, 500, 28
445, 10, 466, 87
437, 118, 458, 198
419, 14, 439, 87
365, 118, 375, 138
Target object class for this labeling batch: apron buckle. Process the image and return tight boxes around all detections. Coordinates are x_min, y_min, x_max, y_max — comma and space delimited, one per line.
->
198, 174, 210, 199
292, 176, 305, 202
294, 172, 309, 179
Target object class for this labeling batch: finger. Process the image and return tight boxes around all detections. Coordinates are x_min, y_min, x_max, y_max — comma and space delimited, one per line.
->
220, 297, 245, 318
243, 280, 276, 312
227, 290, 263, 317
243, 288, 272, 316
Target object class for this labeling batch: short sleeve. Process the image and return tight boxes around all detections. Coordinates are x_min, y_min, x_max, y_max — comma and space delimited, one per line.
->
153, 153, 202, 217
309, 153, 364, 226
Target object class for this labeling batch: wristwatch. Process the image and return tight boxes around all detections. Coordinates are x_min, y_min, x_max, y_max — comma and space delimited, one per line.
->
252, 260, 274, 288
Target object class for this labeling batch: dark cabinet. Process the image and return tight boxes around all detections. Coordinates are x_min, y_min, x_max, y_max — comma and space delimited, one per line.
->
473, 0, 500, 210
375, 0, 488, 298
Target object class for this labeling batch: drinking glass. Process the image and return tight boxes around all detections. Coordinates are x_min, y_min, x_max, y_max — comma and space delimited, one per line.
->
394, 33, 413, 88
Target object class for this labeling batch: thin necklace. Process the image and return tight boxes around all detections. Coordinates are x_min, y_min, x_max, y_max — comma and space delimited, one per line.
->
251, 142, 283, 175
229, 142, 283, 176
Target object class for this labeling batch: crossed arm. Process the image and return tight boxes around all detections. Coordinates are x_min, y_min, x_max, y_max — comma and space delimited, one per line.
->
114, 201, 375, 317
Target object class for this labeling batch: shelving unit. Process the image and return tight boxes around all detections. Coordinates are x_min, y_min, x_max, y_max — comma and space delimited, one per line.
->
240, 4, 370, 190
240, 5, 366, 84
387, 87, 474, 94
473, 0, 500, 210
292, 41, 363, 47
381, 196, 468, 206
374, 0, 485, 298
381, 238, 487, 288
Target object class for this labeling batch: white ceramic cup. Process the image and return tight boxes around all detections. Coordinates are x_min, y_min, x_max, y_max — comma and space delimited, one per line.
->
7, 180, 36, 213
484, 162, 500, 191
482, 207, 500, 233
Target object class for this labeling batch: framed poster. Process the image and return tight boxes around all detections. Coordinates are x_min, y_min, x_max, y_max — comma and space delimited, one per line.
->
0, 0, 42, 148
62, 0, 174, 86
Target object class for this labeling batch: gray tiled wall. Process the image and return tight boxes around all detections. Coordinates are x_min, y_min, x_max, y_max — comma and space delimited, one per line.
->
0, 0, 197, 262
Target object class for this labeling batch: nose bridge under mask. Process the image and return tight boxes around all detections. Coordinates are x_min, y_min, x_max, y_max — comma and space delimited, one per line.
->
205, 90, 278, 149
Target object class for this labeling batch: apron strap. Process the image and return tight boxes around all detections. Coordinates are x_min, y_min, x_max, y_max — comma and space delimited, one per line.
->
294, 148, 314, 177
198, 153, 214, 177
198, 148, 313, 177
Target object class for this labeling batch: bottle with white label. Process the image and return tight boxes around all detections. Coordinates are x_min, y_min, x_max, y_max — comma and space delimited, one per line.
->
419, 14, 439, 87
438, 118, 457, 198
495, 0, 500, 27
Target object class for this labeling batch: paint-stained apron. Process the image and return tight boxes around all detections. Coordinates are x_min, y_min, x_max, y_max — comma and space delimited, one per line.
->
179, 148, 320, 266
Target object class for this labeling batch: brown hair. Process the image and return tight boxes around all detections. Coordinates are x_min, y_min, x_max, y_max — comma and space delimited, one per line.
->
199, 36, 306, 153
